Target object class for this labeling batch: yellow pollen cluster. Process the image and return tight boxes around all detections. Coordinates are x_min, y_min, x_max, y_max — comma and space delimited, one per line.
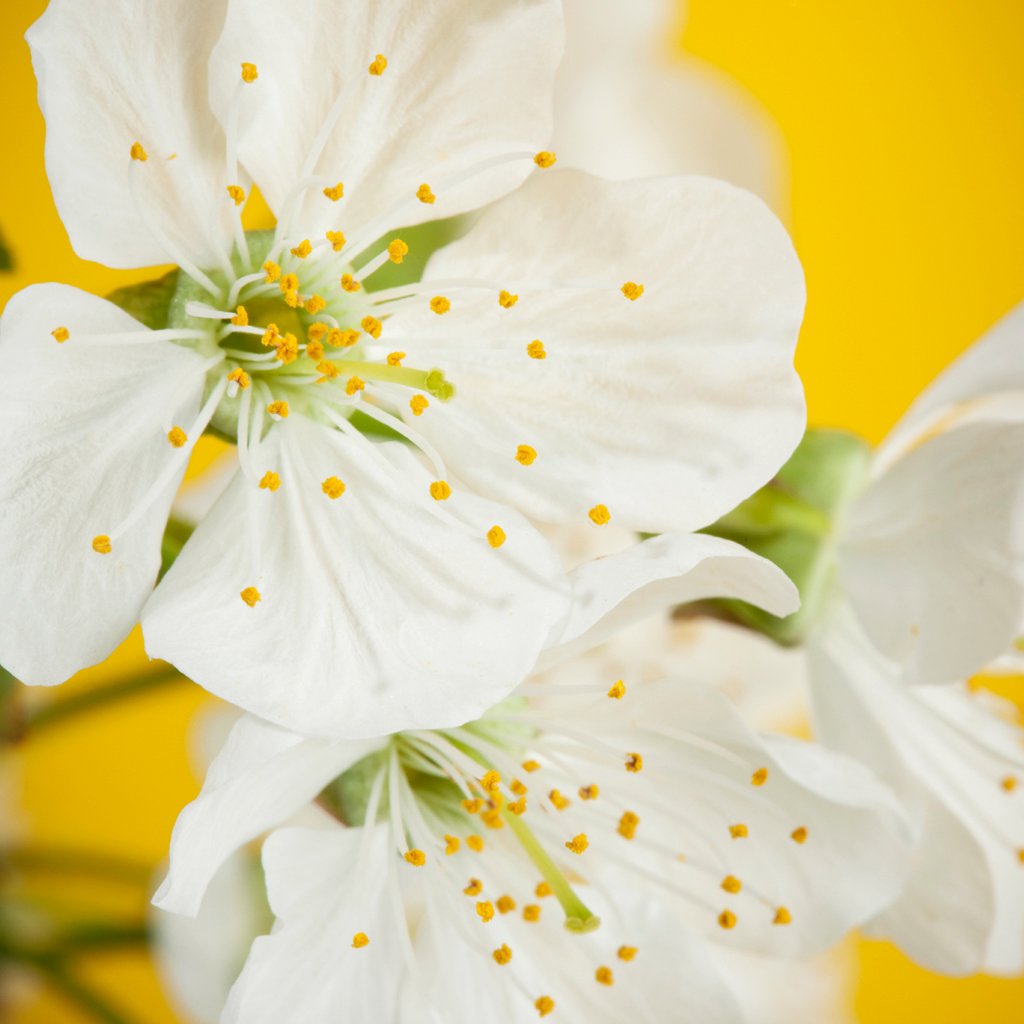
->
280, 273, 299, 293
240, 586, 261, 607
51, 326, 70, 343
499, 290, 519, 308
535, 996, 555, 1017
751, 767, 769, 787
323, 181, 345, 201
306, 340, 325, 361
462, 798, 483, 814
167, 426, 187, 448
429, 295, 451, 315
565, 833, 589, 855
316, 359, 340, 380
578, 785, 599, 801
464, 878, 483, 896
226, 184, 246, 206
387, 238, 409, 264
729, 823, 749, 839
1001, 775, 1019, 792
325, 230, 346, 252
589, 504, 611, 526
416, 183, 436, 204
430, 480, 452, 501
259, 471, 281, 492
534, 151, 556, 168
618, 946, 638, 962
263, 260, 281, 282
773, 907, 792, 926
510, 779, 528, 796
476, 901, 495, 923
368, 53, 388, 75
267, 400, 289, 419
523, 760, 541, 773
329, 328, 360, 348
466, 835, 485, 852
228, 368, 251, 388
487, 525, 507, 548
290, 239, 312, 259
595, 966, 614, 986
275, 334, 299, 364
387, 351, 406, 366
130, 141, 148, 162
341, 273, 361, 292
231, 306, 249, 326
549, 789, 570, 811
404, 849, 426, 867
791, 826, 808, 844
92, 534, 112, 555
351, 932, 369, 948
718, 910, 737, 930
481, 806, 504, 830
308, 323, 329, 343
508, 797, 527, 815
410, 395, 429, 416
493, 944, 513, 966
516, 444, 537, 466
535, 881, 552, 898
240, 62, 258, 82
526, 339, 546, 359
444, 835, 460, 856
523, 904, 541, 922
621, 281, 645, 301
625, 752, 643, 773
483, 770, 503, 793
618, 811, 639, 840
607, 680, 626, 699
721, 875, 742, 894
345, 375, 366, 395
305, 294, 327, 315
322, 476, 346, 500
361, 315, 382, 338
496, 895, 516, 915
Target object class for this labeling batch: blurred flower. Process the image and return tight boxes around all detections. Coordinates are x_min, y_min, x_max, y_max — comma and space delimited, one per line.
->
0, 0, 805, 742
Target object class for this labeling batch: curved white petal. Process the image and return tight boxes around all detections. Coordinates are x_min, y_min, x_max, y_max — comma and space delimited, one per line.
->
154, 714, 379, 917
0, 284, 208, 685
809, 608, 1024, 974
209, 0, 563, 244
27, 0, 235, 270
545, 533, 800, 664
840, 419, 1024, 683
143, 415, 569, 738
392, 170, 806, 532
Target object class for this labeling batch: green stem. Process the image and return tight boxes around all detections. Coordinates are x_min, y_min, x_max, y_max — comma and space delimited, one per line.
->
2, 846, 152, 886
28, 958, 142, 1024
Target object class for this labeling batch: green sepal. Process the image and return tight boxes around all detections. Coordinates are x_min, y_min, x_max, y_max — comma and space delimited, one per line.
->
105, 269, 180, 329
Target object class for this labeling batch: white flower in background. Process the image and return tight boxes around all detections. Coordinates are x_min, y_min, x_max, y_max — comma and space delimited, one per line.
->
807, 301, 1024, 975
554, 0, 786, 207
0, 0, 805, 739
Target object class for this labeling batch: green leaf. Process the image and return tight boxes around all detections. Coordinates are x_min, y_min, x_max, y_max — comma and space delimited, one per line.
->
105, 269, 180, 329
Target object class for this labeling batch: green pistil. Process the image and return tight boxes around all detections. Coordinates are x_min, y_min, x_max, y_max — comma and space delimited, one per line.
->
502, 807, 601, 933
331, 360, 455, 399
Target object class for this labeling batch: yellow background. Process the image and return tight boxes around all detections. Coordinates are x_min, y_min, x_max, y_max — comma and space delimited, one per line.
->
3, 0, 1023, 1020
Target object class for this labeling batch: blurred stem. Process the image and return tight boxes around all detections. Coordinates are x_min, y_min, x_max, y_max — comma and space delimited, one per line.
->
25, 957, 141, 1024
3, 846, 152, 886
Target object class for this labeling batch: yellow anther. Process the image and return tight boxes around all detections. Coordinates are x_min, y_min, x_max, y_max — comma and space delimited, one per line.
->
259, 471, 281, 492
595, 966, 614, 986
361, 315, 382, 338
167, 426, 187, 448
589, 504, 611, 525
523, 904, 541, 922
607, 680, 626, 699
462, 798, 483, 814
578, 785, 599, 801
351, 932, 369, 948
404, 849, 426, 867
481, 808, 504, 830
510, 779, 528, 796
493, 944, 513, 965
444, 835, 460, 856
304, 323, 327, 344
463, 878, 483, 896
130, 141, 148, 162
283, 289, 301, 308
261, 324, 280, 346
231, 305, 248, 326
305, 294, 327, 315
718, 910, 737, 930
486, 525, 506, 548
721, 875, 742, 894
625, 752, 643, 773
321, 476, 346, 499
621, 281, 644, 301
226, 184, 246, 206
51, 326, 70, 343
263, 260, 281, 283
387, 238, 409, 264
729, 823, 749, 839
429, 295, 451, 315
290, 239, 312, 259
341, 273, 361, 292
274, 334, 299, 363
498, 290, 519, 308
325, 229, 346, 251
617, 946, 637, 962
523, 760, 541, 773
549, 789, 570, 811
565, 833, 589, 855
1001, 775, 1019, 792
481, 770, 502, 793
466, 834, 485, 853
515, 444, 537, 466
323, 181, 345, 202
535, 881, 552, 898
430, 480, 452, 501
368, 53, 388, 75
533, 150, 556, 168
306, 341, 325, 361
508, 797, 527, 815
91, 535, 112, 555
1017, 848, 1024, 865
416, 183, 436, 204
790, 826, 808, 844
535, 996, 555, 1017
409, 395, 430, 418
227, 368, 251, 389
240, 62, 258, 83
618, 811, 639, 840
496, 895, 516, 915
751, 767, 769, 787
476, 901, 495, 923
279, 273, 299, 293
327, 327, 359, 348
345, 375, 366, 395
526, 339, 546, 359
315, 359, 340, 380
267, 400, 289, 419
240, 586, 261, 607
386, 351, 406, 366
773, 906, 792, 926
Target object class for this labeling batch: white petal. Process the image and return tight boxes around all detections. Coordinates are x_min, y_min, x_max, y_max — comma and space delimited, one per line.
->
153, 714, 379, 917
840, 419, 1024, 683
143, 415, 569, 738
545, 533, 800, 663
393, 170, 806, 532
27, 0, 235, 269
223, 825, 404, 1024
208, 0, 563, 243
0, 284, 207, 685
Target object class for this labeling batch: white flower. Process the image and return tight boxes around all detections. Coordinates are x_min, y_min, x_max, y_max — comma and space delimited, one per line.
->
807, 301, 1024, 974
0, 0, 805, 739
